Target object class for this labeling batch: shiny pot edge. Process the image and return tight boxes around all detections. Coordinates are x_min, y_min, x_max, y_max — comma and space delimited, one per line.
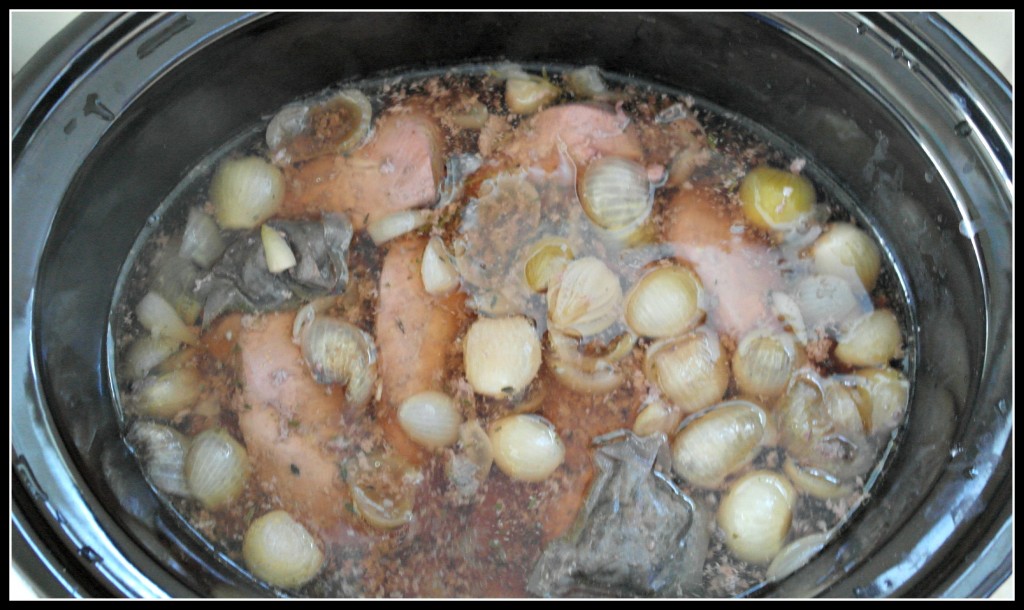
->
12, 11, 1012, 599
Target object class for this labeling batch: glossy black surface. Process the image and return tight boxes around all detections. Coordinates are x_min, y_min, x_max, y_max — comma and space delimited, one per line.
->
12, 12, 1011, 598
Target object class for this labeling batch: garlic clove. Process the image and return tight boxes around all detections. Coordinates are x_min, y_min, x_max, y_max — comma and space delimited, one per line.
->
421, 236, 460, 296
261, 224, 297, 273
505, 77, 560, 115
397, 391, 463, 450
133, 368, 201, 419
366, 209, 432, 246
136, 291, 198, 346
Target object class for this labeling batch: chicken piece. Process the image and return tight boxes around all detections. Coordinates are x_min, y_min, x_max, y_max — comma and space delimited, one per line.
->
501, 103, 643, 172
235, 312, 353, 530
281, 108, 444, 229
376, 235, 467, 462
662, 187, 782, 339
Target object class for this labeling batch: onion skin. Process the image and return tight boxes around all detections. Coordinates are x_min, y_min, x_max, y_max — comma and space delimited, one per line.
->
547, 257, 623, 338
243, 510, 324, 589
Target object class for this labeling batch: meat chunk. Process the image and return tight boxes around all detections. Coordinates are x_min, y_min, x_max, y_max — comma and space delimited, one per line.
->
236, 312, 352, 530
662, 187, 782, 339
281, 108, 444, 229
375, 235, 466, 461
501, 103, 643, 172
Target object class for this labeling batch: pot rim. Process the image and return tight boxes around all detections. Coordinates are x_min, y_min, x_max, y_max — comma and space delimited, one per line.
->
11, 12, 1012, 599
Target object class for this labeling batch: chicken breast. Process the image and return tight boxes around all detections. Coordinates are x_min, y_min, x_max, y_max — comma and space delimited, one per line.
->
281, 108, 444, 229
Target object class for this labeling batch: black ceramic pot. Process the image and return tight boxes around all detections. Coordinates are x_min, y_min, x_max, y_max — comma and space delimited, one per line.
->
12, 12, 1012, 598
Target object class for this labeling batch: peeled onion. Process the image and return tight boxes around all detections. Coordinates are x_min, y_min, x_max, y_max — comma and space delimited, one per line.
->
523, 237, 574, 293
811, 222, 881, 290
243, 510, 324, 589
782, 457, 851, 500
398, 391, 463, 449
849, 366, 909, 434
717, 470, 797, 564
489, 414, 565, 482
645, 328, 729, 414
210, 156, 284, 230
564, 65, 608, 98
777, 371, 875, 480
624, 265, 705, 338
738, 166, 815, 231
267, 89, 372, 164
464, 316, 542, 398
732, 329, 803, 399
185, 428, 249, 510
793, 274, 865, 332
834, 308, 902, 367
671, 400, 774, 489
348, 452, 417, 530
578, 156, 653, 231
632, 399, 684, 438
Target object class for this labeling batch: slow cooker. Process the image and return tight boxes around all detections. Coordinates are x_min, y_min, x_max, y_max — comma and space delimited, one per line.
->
11, 12, 1012, 598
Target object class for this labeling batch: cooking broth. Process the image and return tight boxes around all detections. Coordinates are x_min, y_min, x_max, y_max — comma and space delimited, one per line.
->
113, 64, 910, 597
